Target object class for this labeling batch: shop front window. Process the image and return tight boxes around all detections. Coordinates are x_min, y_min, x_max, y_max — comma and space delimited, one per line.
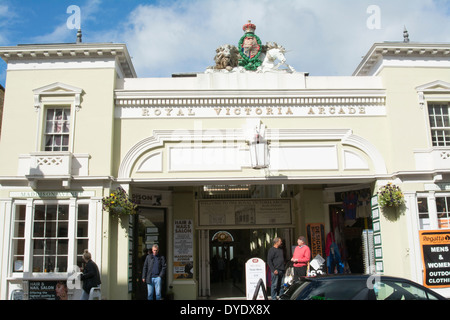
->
417, 197, 430, 230
12, 205, 26, 272
436, 196, 450, 229
76, 204, 89, 269
32, 204, 69, 272
417, 195, 450, 230
10, 201, 91, 275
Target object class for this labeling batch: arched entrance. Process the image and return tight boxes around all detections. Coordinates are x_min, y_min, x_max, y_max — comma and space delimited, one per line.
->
206, 228, 292, 299
210, 231, 234, 283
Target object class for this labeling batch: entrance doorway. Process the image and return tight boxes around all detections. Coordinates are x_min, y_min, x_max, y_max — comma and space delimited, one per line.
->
132, 207, 167, 300
328, 203, 372, 274
208, 228, 289, 299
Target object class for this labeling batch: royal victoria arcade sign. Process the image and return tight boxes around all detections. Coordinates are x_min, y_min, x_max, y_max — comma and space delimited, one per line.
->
115, 95, 386, 119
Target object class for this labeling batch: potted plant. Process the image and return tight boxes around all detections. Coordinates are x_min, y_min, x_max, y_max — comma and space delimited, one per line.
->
102, 187, 137, 218
378, 183, 405, 208
378, 183, 405, 221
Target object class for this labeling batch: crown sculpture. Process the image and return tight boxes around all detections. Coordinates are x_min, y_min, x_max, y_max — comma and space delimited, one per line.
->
206, 21, 296, 74
243, 20, 256, 33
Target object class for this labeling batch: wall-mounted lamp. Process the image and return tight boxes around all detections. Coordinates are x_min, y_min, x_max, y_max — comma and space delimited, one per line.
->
247, 120, 269, 169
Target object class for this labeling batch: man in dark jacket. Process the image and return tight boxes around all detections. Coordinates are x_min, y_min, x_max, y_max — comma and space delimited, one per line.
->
80, 249, 101, 300
142, 244, 167, 300
267, 237, 285, 300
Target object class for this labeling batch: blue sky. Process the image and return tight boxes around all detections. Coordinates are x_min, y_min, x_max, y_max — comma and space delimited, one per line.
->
1, 0, 450, 87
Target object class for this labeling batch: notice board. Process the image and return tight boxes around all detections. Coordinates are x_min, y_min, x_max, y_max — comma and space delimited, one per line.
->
419, 230, 450, 288
197, 199, 292, 227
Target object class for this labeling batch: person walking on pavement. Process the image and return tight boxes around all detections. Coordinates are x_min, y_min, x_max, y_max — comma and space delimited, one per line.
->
142, 244, 167, 300
267, 237, 285, 300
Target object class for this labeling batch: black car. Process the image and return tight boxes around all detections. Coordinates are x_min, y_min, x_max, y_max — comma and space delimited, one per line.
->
279, 274, 447, 300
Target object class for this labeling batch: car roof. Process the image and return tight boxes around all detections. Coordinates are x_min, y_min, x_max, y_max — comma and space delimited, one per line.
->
299, 274, 446, 298
305, 274, 407, 281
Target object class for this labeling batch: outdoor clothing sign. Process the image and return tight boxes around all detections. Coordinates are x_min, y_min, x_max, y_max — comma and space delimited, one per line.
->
419, 230, 450, 288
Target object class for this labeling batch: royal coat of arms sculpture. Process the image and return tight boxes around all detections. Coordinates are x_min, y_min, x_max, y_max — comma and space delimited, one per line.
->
238, 21, 263, 71
206, 21, 295, 74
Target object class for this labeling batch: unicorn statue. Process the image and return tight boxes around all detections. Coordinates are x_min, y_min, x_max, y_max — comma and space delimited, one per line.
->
258, 42, 296, 73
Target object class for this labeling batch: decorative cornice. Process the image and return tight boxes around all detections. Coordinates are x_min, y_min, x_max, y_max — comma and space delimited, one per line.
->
416, 80, 450, 106
353, 42, 450, 76
33, 82, 83, 110
0, 43, 136, 78
115, 89, 386, 107
116, 95, 385, 107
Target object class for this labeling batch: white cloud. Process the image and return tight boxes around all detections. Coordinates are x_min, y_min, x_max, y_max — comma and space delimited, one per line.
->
33, 24, 74, 44
114, 0, 450, 78
32, 0, 104, 44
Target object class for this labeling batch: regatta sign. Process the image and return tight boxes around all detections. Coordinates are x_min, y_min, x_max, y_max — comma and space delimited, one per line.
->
419, 230, 450, 288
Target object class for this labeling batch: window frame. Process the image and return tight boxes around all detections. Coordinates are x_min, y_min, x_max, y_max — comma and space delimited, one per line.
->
428, 102, 450, 147
32, 82, 82, 153
10, 199, 94, 278
43, 107, 71, 152
38, 101, 75, 153
31, 203, 70, 272
416, 192, 450, 231
435, 195, 450, 229
11, 204, 27, 273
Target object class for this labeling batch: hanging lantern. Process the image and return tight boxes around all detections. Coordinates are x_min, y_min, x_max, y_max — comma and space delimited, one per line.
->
248, 121, 269, 169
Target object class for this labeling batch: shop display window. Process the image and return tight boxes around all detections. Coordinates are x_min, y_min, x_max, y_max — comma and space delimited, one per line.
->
32, 204, 69, 272
10, 201, 91, 275
417, 197, 430, 230
417, 195, 450, 230
436, 196, 450, 229
12, 205, 26, 272
76, 204, 89, 269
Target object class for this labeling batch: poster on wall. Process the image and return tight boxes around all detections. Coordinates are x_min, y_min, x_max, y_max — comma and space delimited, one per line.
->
307, 223, 325, 258
419, 230, 450, 288
198, 199, 292, 227
29, 280, 68, 300
306, 223, 326, 276
174, 219, 194, 279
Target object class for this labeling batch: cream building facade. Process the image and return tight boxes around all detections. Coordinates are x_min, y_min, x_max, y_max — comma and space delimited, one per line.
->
0, 27, 450, 299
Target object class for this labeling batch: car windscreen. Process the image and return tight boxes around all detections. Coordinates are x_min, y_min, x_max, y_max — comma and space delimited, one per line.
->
297, 279, 370, 300
279, 280, 310, 300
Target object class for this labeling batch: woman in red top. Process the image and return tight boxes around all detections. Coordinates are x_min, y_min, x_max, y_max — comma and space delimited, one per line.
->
291, 236, 311, 281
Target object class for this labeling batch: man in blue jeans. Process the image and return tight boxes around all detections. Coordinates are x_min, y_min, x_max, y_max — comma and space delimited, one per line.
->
142, 244, 167, 300
267, 237, 285, 300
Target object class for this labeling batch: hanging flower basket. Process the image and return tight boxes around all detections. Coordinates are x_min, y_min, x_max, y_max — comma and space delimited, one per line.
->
102, 187, 137, 218
378, 183, 405, 208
